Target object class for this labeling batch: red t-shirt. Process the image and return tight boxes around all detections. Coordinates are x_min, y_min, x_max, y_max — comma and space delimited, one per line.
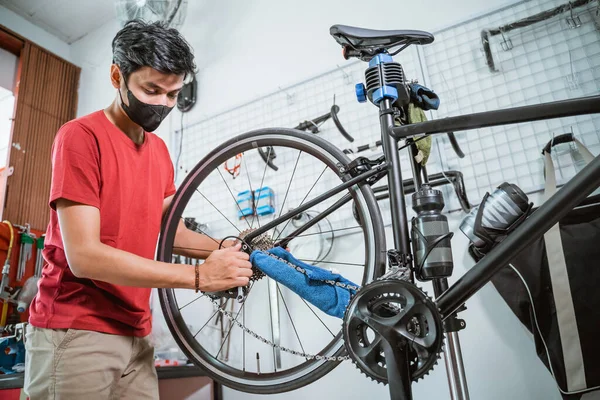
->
29, 110, 176, 337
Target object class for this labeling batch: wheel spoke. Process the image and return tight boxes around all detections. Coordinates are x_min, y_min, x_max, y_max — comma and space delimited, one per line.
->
301, 298, 335, 337
242, 152, 256, 230
297, 259, 365, 267
242, 151, 255, 195
277, 151, 302, 219
196, 189, 241, 233
252, 146, 273, 229
216, 301, 246, 359
243, 300, 246, 372
179, 217, 221, 246
274, 166, 328, 241
291, 226, 362, 239
193, 307, 221, 339
178, 294, 206, 311
277, 284, 306, 354
217, 168, 252, 230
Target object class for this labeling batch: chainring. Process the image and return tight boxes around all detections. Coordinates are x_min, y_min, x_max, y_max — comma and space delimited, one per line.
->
342, 279, 443, 383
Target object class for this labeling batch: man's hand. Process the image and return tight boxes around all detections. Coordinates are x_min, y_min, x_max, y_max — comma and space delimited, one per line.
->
198, 243, 252, 292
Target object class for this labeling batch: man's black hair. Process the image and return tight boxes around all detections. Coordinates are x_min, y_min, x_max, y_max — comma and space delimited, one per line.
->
112, 19, 196, 83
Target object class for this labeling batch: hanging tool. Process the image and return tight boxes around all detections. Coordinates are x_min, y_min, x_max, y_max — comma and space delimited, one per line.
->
293, 96, 353, 141
224, 153, 243, 178
257, 146, 278, 171
17, 226, 34, 282
34, 235, 45, 277
353, 170, 472, 224
258, 98, 354, 171
343, 132, 465, 159
330, 95, 354, 142
565, 50, 580, 90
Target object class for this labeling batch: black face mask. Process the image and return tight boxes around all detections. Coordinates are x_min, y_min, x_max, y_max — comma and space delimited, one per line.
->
119, 82, 173, 132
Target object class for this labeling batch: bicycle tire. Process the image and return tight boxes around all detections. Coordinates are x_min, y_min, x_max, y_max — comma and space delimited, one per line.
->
157, 128, 386, 394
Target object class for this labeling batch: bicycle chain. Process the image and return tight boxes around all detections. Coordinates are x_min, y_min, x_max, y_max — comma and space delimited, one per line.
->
205, 250, 361, 362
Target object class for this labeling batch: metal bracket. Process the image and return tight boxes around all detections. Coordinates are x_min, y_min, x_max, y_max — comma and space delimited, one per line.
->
566, 2, 582, 28
443, 305, 468, 332
387, 249, 412, 268
444, 315, 467, 332
499, 28, 513, 51
341, 157, 383, 184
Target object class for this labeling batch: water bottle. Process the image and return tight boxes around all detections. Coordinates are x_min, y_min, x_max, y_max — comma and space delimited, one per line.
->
411, 185, 454, 280
16, 276, 39, 313
460, 182, 530, 251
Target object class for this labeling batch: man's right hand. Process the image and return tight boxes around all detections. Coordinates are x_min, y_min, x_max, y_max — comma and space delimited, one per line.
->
197, 243, 253, 292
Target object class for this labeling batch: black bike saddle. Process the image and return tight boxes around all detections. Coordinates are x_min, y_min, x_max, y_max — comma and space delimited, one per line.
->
330, 24, 434, 60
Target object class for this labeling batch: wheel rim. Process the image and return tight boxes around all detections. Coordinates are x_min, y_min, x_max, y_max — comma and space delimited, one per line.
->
158, 129, 384, 392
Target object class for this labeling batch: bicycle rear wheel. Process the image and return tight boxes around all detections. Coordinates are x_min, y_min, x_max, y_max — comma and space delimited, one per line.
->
157, 128, 386, 393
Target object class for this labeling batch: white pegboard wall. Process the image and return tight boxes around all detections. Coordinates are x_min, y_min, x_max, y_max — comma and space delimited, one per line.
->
421, 0, 600, 205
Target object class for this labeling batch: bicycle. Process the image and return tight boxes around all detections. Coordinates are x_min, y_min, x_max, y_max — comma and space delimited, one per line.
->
157, 24, 600, 399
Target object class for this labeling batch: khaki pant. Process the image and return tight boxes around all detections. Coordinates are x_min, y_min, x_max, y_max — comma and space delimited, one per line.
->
24, 326, 159, 400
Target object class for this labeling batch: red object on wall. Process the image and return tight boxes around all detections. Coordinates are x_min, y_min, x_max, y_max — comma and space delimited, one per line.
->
0, 221, 46, 323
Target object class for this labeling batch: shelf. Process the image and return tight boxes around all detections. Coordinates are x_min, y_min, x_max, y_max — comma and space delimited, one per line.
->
156, 364, 206, 380
0, 365, 207, 390
0, 372, 23, 390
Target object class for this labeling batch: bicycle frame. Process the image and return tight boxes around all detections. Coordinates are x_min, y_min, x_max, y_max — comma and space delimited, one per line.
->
245, 94, 600, 321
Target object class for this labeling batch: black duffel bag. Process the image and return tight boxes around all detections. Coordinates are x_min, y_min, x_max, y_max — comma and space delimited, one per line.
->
468, 135, 600, 399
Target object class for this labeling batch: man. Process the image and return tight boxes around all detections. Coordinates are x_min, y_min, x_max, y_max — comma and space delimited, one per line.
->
24, 20, 252, 399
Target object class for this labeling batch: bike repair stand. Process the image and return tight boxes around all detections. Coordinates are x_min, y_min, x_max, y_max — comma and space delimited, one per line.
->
434, 278, 470, 400
410, 124, 471, 400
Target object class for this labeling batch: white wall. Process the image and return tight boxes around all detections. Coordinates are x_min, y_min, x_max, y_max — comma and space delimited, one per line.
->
182, 0, 521, 120
69, 18, 120, 116
0, 4, 71, 62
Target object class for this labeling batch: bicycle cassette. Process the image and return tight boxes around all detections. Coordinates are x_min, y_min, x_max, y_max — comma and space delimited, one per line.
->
206, 229, 274, 301
239, 228, 275, 282
342, 279, 443, 383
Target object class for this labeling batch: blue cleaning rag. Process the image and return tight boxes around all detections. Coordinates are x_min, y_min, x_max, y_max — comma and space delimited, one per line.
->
250, 247, 359, 319
409, 83, 440, 111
